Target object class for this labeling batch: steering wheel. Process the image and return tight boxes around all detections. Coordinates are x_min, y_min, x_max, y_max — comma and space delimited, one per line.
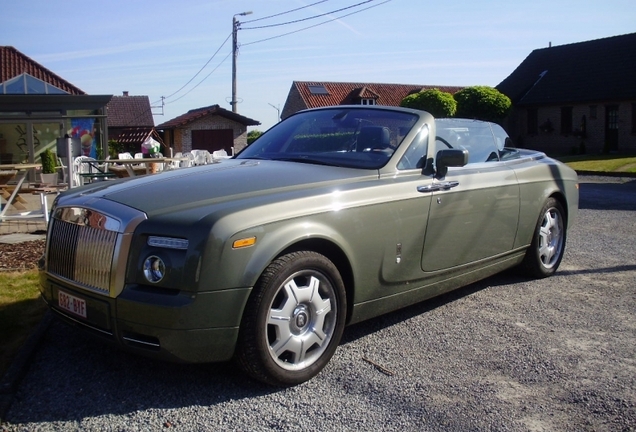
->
435, 136, 452, 149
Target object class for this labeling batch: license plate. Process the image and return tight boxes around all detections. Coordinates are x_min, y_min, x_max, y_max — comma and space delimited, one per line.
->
58, 290, 87, 319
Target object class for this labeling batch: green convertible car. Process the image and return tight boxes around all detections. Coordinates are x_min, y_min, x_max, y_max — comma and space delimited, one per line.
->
39, 106, 579, 386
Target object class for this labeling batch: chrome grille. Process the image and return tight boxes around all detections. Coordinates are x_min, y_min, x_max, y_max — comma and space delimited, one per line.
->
47, 211, 119, 295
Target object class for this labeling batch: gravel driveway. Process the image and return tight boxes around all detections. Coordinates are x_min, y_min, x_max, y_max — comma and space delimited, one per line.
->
2, 175, 635, 431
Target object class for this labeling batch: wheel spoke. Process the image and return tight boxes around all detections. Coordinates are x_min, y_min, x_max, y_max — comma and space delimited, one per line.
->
271, 334, 302, 359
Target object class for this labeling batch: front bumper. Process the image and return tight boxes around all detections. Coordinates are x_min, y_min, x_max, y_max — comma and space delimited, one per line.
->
39, 273, 252, 363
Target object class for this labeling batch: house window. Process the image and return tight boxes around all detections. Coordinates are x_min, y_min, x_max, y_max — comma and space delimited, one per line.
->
527, 108, 538, 135
308, 85, 329, 95
560, 107, 573, 134
589, 105, 597, 120
361, 99, 375, 106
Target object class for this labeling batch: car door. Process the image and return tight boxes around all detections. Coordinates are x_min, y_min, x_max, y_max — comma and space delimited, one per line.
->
420, 134, 520, 272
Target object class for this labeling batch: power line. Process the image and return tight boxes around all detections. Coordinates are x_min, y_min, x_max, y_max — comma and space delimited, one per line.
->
163, 32, 232, 101
165, 51, 233, 105
140, 0, 391, 117
242, 0, 330, 24
241, 0, 376, 30
242, 0, 392, 47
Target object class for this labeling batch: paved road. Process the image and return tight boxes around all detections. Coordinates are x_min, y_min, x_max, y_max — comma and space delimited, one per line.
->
2, 176, 635, 431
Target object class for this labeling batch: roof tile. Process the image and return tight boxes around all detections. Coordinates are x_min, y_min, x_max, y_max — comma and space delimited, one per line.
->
0, 46, 85, 95
107, 95, 155, 127
156, 104, 260, 129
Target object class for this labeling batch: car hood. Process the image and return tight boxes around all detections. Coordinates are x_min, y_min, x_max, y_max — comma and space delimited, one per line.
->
62, 159, 377, 216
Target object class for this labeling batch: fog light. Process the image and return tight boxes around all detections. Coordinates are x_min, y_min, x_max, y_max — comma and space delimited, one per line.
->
143, 256, 165, 283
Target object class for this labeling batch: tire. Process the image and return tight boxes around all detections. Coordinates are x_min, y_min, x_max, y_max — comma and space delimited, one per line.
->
236, 251, 347, 386
522, 197, 566, 278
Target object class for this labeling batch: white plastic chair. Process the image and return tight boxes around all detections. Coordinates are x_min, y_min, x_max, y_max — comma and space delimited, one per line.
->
180, 152, 195, 168
212, 150, 230, 162
73, 156, 96, 186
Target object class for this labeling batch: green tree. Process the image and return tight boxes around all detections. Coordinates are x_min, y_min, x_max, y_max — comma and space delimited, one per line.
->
247, 130, 263, 145
400, 88, 457, 118
453, 86, 511, 122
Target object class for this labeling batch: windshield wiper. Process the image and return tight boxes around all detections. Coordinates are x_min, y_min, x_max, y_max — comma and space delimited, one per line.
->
275, 156, 332, 166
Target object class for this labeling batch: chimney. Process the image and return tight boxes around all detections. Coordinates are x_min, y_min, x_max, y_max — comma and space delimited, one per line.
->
123, 91, 129, 96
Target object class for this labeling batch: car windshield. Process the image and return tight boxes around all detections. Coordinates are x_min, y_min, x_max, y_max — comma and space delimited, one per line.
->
236, 107, 419, 169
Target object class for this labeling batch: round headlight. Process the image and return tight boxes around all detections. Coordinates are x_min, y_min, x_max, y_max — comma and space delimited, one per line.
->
143, 256, 165, 283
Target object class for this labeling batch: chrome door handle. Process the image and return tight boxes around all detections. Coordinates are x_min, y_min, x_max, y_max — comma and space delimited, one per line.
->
417, 181, 459, 193
438, 181, 459, 190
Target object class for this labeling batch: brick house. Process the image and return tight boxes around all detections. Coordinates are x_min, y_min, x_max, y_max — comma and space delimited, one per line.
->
106, 91, 163, 155
157, 104, 260, 156
281, 81, 463, 119
497, 33, 636, 154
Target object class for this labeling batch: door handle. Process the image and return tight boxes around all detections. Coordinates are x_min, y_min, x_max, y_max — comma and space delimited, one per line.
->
417, 181, 459, 193
438, 181, 459, 190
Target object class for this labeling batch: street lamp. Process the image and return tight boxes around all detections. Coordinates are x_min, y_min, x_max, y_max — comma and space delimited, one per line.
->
232, 11, 252, 113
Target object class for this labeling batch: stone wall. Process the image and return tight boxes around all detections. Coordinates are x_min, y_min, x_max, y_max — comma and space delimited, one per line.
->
506, 101, 636, 155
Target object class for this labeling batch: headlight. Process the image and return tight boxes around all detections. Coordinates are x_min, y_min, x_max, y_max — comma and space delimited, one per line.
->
143, 256, 166, 283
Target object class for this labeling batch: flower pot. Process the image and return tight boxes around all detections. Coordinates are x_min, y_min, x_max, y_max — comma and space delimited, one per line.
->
40, 172, 58, 186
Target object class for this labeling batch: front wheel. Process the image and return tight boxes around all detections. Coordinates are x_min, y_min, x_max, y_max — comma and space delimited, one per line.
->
236, 251, 347, 386
522, 197, 566, 278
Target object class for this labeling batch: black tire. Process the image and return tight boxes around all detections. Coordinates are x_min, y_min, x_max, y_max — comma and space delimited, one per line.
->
522, 197, 567, 278
235, 251, 347, 386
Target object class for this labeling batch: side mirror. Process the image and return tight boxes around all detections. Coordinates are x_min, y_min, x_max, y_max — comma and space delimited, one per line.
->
435, 149, 468, 178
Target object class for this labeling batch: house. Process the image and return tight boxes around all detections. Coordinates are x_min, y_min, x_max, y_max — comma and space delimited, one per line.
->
107, 91, 163, 155
0, 46, 112, 165
497, 33, 636, 154
281, 81, 463, 119
157, 104, 260, 156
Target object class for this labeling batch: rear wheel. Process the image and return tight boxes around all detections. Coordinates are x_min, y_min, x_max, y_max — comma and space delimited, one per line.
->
236, 251, 346, 386
522, 197, 566, 278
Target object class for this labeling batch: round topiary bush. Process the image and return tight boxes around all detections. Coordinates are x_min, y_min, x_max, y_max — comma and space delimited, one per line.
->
453, 86, 511, 122
400, 88, 457, 118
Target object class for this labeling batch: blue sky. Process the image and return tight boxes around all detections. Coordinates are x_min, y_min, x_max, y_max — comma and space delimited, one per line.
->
3, 0, 635, 131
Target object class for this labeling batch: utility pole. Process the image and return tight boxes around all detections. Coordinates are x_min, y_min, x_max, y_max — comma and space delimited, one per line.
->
232, 11, 252, 113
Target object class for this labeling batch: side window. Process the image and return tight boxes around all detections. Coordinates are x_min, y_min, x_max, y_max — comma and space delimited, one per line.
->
397, 124, 429, 170
489, 123, 511, 151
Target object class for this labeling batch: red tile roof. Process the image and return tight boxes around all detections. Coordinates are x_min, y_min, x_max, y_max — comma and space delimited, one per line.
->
107, 94, 155, 127
156, 104, 260, 129
0, 46, 85, 95
294, 81, 463, 108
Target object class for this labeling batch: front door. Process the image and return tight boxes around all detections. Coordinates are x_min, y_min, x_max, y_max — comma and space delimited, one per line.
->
605, 105, 619, 152
420, 164, 520, 272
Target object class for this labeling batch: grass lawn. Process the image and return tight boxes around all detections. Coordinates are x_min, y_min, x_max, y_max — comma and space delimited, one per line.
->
557, 154, 636, 173
0, 269, 47, 379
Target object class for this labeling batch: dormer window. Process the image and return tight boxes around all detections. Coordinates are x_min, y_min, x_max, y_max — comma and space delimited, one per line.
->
361, 99, 376, 105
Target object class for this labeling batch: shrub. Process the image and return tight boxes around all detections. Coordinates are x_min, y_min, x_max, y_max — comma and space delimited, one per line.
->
248, 130, 263, 145
453, 86, 511, 122
400, 89, 457, 117
40, 148, 57, 174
